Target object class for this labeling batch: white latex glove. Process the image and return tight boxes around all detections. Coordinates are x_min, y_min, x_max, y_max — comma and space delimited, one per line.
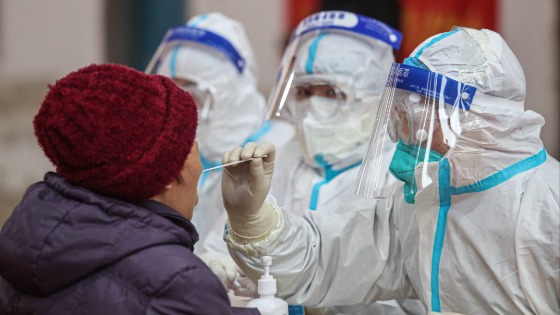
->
221, 142, 276, 241
231, 268, 258, 298
199, 252, 257, 297
199, 252, 238, 286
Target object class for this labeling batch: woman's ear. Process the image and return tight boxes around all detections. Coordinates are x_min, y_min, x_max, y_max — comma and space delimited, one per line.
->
165, 173, 185, 189
150, 181, 174, 204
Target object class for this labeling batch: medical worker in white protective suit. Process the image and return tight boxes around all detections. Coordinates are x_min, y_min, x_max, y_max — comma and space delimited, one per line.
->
220, 27, 560, 314
146, 12, 293, 297
265, 11, 425, 314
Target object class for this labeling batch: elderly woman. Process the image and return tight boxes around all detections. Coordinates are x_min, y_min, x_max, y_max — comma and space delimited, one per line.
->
0, 64, 259, 315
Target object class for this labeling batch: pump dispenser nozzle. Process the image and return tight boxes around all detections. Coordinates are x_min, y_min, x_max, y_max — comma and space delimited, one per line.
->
247, 256, 288, 315
257, 256, 277, 295
263, 256, 271, 275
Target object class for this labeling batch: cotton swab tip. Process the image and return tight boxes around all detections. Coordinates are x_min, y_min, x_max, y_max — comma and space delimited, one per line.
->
202, 155, 267, 172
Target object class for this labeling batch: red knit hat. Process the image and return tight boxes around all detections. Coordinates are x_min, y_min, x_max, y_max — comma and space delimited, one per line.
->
34, 64, 198, 202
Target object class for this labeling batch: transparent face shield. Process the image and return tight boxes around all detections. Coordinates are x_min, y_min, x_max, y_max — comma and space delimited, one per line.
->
266, 10, 402, 122
145, 25, 245, 121
356, 63, 477, 198
172, 78, 216, 120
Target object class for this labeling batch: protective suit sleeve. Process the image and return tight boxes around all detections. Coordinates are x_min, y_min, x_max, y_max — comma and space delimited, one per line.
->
226, 191, 417, 307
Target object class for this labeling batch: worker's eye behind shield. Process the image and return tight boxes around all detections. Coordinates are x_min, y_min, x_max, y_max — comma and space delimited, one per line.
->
290, 82, 348, 123
356, 63, 477, 199
294, 83, 346, 101
387, 92, 441, 146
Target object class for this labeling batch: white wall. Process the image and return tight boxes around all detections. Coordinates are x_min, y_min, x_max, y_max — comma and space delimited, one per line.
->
0, 0, 105, 85
0, 0, 105, 225
189, 0, 285, 94
500, 0, 559, 157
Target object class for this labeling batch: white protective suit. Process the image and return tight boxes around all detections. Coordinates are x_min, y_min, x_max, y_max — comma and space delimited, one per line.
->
157, 12, 294, 294
270, 31, 425, 315
272, 32, 396, 216
225, 28, 560, 314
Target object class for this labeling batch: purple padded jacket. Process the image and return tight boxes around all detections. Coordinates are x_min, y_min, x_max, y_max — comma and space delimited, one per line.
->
0, 172, 259, 315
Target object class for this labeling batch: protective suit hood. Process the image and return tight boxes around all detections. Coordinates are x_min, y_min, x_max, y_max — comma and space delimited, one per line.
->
406, 28, 543, 187
157, 12, 266, 162
293, 32, 394, 95
409, 28, 526, 102
293, 31, 395, 169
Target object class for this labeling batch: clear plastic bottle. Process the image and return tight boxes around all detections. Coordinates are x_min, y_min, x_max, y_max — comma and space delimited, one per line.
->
247, 256, 289, 315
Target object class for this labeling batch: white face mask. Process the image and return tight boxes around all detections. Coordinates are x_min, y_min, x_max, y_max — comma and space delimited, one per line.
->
295, 96, 372, 166
306, 95, 341, 123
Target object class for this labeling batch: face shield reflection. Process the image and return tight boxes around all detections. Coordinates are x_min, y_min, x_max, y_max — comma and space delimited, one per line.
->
172, 78, 215, 121
356, 63, 477, 199
265, 11, 402, 122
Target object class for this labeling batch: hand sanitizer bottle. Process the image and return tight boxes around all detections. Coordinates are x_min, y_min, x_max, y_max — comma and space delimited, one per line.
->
247, 256, 289, 315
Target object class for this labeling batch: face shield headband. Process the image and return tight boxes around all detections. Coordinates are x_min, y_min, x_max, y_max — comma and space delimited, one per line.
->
355, 63, 477, 198
265, 10, 402, 122
145, 25, 245, 75
145, 25, 245, 122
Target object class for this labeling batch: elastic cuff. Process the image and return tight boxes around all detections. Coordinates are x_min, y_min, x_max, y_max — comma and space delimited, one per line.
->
227, 202, 278, 244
